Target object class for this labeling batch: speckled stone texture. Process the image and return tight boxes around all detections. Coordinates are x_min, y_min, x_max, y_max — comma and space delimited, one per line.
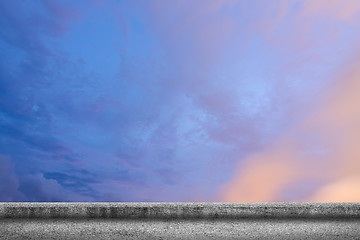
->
1, 203, 360, 239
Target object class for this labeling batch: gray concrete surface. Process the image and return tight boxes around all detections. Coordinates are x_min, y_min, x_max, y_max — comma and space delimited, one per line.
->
1, 219, 360, 239
1, 202, 360, 219
1, 203, 360, 239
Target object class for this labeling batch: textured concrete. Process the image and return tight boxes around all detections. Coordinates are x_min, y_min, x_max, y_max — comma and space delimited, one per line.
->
1, 202, 360, 219
1, 203, 360, 239
1, 219, 360, 239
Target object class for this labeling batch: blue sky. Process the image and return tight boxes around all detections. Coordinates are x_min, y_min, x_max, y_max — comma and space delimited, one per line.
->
1, 0, 360, 202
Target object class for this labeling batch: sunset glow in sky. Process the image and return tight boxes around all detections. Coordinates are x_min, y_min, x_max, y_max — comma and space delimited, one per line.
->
1, 0, 360, 202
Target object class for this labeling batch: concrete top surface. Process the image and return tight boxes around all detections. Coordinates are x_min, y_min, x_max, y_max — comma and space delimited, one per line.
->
0, 202, 359, 219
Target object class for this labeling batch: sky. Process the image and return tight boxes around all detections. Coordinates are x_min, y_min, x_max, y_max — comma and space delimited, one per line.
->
1, 0, 360, 202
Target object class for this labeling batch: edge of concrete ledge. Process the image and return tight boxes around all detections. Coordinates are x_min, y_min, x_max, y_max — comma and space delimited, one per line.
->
1, 202, 360, 219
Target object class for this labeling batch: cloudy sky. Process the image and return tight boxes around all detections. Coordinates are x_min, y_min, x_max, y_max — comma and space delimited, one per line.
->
1, 0, 360, 202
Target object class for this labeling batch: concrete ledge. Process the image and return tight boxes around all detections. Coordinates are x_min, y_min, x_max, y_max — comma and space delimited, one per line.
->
1, 202, 360, 219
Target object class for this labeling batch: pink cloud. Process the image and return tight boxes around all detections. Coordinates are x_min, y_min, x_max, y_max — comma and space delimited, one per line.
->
253, 0, 360, 55
300, 0, 360, 22
219, 54, 360, 202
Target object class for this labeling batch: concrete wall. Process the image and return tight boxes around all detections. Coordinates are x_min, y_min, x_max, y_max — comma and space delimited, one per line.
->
1, 202, 360, 219
1, 203, 360, 239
